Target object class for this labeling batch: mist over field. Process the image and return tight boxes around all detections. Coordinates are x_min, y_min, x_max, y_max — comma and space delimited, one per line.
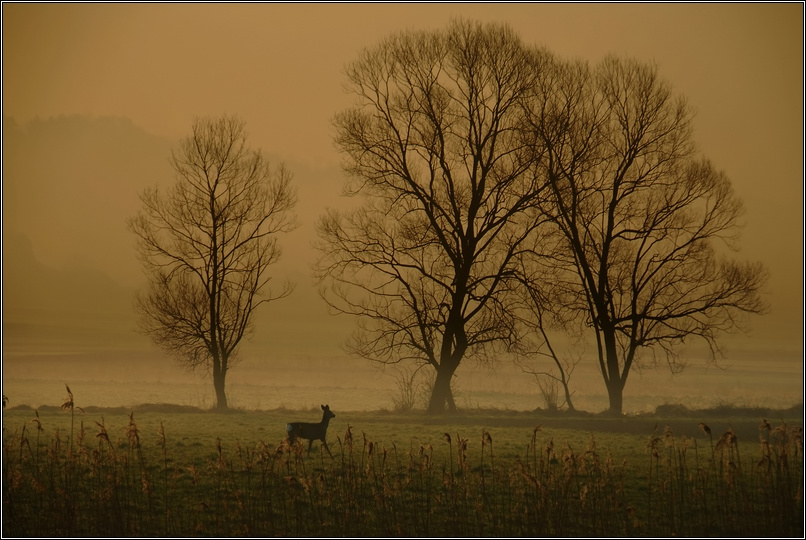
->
2, 4, 803, 416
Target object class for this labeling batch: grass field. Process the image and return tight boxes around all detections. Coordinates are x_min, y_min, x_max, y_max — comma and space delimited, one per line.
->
2, 402, 803, 537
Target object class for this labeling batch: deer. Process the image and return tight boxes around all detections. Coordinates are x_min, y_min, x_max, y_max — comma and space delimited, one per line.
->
286, 404, 336, 457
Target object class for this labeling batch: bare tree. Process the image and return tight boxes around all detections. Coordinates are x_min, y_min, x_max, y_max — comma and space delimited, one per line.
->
128, 116, 297, 410
513, 255, 581, 412
524, 56, 769, 415
316, 20, 549, 413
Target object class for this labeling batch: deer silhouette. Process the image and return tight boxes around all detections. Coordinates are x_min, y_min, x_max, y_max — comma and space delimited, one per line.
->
286, 404, 335, 457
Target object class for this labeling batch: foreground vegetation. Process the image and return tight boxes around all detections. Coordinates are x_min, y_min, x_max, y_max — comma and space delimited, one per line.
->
2, 403, 803, 537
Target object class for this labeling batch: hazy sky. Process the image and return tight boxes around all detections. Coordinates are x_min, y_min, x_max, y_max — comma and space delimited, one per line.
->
3, 3, 803, 358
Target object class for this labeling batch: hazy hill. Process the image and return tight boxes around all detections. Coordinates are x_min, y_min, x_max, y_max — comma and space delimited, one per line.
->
3, 115, 173, 287
2, 114, 352, 358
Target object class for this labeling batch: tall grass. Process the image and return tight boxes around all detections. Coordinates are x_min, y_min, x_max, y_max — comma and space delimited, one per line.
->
2, 408, 802, 536
642, 420, 804, 536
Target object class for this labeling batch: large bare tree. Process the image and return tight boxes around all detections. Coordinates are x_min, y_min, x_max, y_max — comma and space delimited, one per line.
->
524, 56, 768, 415
315, 20, 549, 413
129, 116, 297, 410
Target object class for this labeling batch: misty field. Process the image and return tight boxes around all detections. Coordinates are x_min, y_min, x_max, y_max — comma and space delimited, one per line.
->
2, 405, 803, 537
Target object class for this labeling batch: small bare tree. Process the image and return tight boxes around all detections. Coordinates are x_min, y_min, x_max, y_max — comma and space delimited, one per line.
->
128, 115, 297, 410
316, 20, 550, 413
507, 223, 586, 412
390, 365, 425, 412
513, 263, 580, 412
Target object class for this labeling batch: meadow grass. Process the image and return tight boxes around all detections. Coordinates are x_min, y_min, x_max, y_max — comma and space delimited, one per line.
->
2, 404, 803, 537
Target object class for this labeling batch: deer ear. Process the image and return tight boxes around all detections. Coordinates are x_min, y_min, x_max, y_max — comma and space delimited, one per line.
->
321, 404, 325, 410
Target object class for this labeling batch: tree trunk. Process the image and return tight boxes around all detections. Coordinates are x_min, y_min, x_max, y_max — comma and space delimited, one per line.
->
213, 362, 228, 411
427, 365, 457, 414
562, 382, 576, 412
555, 356, 576, 411
605, 378, 624, 416
601, 327, 624, 416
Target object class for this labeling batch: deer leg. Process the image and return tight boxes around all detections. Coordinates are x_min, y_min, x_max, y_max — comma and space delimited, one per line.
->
322, 440, 333, 458
307, 439, 313, 455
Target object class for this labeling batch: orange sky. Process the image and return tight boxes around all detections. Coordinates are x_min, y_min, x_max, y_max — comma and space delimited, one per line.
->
3, 3, 803, 355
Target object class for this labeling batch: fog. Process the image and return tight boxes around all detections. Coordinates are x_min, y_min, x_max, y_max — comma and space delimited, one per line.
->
2, 4, 803, 413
